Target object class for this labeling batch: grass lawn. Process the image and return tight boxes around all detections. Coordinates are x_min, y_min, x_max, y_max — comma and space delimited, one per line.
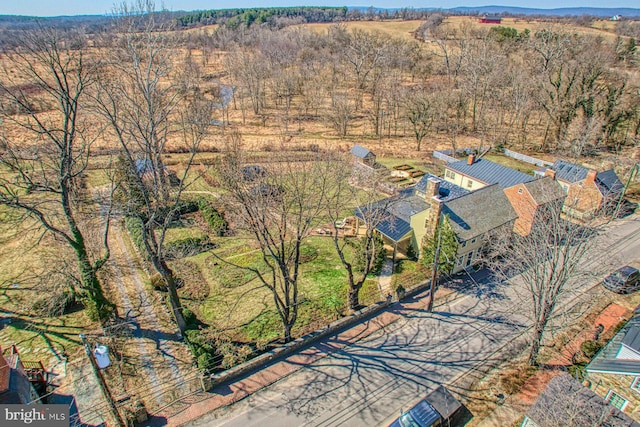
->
0, 208, 91, 362
181, 234, 384, 343
483, 153, 537, 175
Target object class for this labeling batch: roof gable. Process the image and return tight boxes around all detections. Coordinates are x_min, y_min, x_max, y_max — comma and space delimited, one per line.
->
446, 158, 534, 189
523, 177, 566, 205
442, 184, 518, 241
588, 313, 640, 375
350, 144, 373, 159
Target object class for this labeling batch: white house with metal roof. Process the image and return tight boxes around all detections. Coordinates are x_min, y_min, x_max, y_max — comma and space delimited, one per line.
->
443, 154, 535, 191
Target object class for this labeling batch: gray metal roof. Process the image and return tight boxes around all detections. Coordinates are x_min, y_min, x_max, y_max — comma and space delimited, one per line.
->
596, 169, 624, 195
441, 184, 518, 241
551, 159, 589, 183
446, 158, 534, 189
526, 374, 639, 427
350, 144, 373, 159
413, 174, 470, 201
587, 315, 640, 375
622, 325, 640, 353
354, 205, 413, 243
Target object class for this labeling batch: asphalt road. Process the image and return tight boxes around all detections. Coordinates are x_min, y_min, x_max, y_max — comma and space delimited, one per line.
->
186, 213, 640, 427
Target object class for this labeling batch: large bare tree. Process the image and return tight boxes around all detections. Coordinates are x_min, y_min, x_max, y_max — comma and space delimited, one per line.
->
0, 28, 114, 320
216, 133, 333, 342
326, 157, 392, 310
483, 199, 601, 366
94, 1, 211, 334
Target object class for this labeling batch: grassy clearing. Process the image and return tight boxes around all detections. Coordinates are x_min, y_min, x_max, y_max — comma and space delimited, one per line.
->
482, 154, 537, 175
180, 234, 383, 342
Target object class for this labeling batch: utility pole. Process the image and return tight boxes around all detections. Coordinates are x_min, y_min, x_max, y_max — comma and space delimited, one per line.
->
80, 334, 126, 427
426, 226, 442, 312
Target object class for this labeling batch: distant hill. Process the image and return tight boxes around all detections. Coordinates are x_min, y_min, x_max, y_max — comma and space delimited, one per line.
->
447, 6, 640, 17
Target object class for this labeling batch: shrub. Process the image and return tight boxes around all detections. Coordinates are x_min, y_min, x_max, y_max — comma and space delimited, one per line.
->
32, 289, 76, 317
182, 308, 198, 329
164, 236, 214, 259
500, 365, 536, 395
580, 340, 603, 358
149, 274, 166, 291
197, 199, 228, 236
124, 216, 147, 258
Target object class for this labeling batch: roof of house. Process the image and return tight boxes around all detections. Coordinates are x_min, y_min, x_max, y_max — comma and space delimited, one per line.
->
525, 374, 639, 427
355, 194, 427, 242
551, 159, 589, 183
523, 177, 566, 206
587, 314, 640, 375
413, 174, 470, 201
442, 184, 518, 241
355, 175, 469, 243
350, 144, 373, 159
622, 325, 640, 353
446, 158, 534, 189
0, 349, 9, 395
596, 169, 624, 195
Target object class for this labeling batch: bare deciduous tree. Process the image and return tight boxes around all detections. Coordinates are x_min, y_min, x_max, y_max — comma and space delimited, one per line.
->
94, 1, 211, 334
326, 156, 392, 310
216, 133, 333, 342
0, 27, 114, 320
483, 200, 600, 366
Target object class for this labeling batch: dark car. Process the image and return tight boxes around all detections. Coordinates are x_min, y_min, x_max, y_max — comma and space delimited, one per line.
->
389, 386, 468, 427
603, 266, 640, 294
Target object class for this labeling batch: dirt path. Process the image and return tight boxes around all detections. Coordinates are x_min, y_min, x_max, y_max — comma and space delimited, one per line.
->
87, 188, 202, 417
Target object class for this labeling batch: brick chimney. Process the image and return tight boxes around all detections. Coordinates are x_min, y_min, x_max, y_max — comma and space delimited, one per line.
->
467, 154, 476, 165
586, 169, 597, 184
425, 177, 441, 200
544, 168, 557, 180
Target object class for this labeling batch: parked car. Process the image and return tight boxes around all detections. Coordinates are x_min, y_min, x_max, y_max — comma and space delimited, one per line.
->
388, 386, 467, 427
602, 266, 640, 294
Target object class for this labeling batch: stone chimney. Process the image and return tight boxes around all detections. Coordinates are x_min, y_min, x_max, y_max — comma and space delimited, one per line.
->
425, 177, 441, 200
544, 168, 557, 180
586, 169, 597, 184
467, 154, 476, 165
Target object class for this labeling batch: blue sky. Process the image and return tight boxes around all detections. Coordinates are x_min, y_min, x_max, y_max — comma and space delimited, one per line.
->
0, 1, 637, 17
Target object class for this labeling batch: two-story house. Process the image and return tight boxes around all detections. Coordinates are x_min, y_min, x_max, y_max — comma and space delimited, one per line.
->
443, 154, 535, 191
586, 310, 640, 420
357, 173, 518, 274
536, 160, 624, 219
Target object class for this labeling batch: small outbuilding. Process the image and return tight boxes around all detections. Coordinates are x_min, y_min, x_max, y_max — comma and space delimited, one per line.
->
350, 144, 376, 168
479, 15, 502, 24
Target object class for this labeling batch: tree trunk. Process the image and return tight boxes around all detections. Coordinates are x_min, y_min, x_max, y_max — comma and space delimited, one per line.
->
283, 323, 292, 343
528, 326, 543, 366
348, 285, 361, 311
77, 252, 113, 321
153, 258, 187, 334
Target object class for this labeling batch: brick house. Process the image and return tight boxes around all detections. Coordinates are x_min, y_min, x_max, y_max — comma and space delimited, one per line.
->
503, 177, 566, 236
0, 345, 39, 404
537, 160, 624, 220
586, 312, 640, 421
444, 154, 534, 191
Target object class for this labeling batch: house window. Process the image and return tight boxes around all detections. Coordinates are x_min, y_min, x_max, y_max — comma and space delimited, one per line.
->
460, 240, 467, 248
456, 256, 464, 266
471, 238, 477, 244
445, 170, 456, 179
518, 188, 524, 194
606, 390, 628, 411
631, 377, 640, 393
467, 179, 473, 188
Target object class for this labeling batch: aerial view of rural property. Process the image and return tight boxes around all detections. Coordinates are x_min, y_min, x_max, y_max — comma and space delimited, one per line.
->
1, 0, 640, 426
